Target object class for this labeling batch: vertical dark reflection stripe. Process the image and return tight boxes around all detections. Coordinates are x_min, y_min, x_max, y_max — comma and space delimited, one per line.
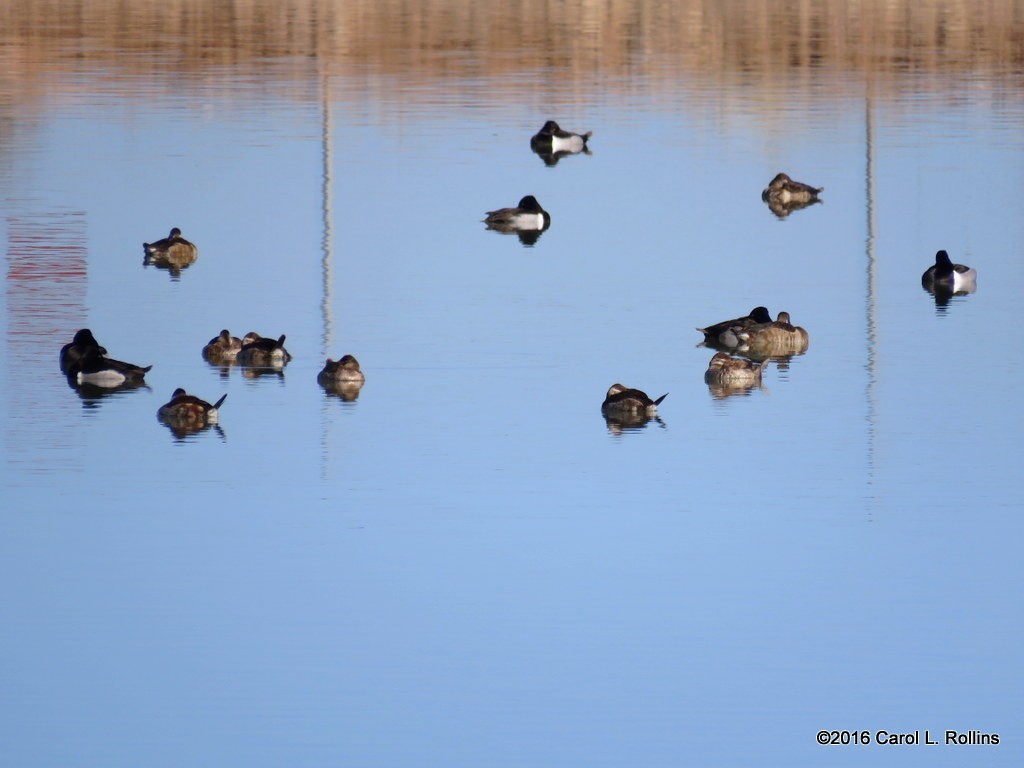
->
864, 79, 878, 514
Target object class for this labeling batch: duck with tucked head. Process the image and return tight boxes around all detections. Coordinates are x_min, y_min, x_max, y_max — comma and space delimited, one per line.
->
736, 311, 810, 356
74, 345, 152, 388
761, 173, 823, 205
922, 250, 977, 293
704, 352, 769, 385
236, 333, 291, 367
318, 355, 365, 385
696, 306, 772, 347
157, 388, 227, 428
530, 120, 592, 156
601, 383, 668, 415
60, 328, 107, 374
143, 227, 198, 269
202, 330, 243, 362
484, 195, 551, 232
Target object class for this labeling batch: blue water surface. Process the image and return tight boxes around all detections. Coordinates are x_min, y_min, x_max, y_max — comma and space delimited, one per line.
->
2, 24, 1022, 768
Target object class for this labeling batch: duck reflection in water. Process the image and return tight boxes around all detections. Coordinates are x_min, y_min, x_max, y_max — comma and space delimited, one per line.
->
142, 227, 198, 277
241, 366, 286, 382
921, 250, 977, 310
67, 376, 150, 405
318, 355, 365, 402
529, 120, 592, 166
761, 173, 823, 219
601, 383, 668, 433
484, 195, 551, 246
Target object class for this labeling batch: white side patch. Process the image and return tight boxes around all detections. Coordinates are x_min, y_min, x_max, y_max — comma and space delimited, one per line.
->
78, 370, 127, 387
552, 135, 584, 153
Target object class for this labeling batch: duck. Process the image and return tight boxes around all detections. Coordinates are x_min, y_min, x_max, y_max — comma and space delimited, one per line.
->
696, 306, 773, 346
922, 250, 977, 292
737, 311, 810, 354
143, 227, 198, 263
318, 355, 365, 385
157, 388, 227, 427
484, 196, 551, 232
74, 345, 152, 388
236, 333, 291, 366
704, 352, 768, 385
202, 329, 243, 361
761, 173, 823, 204
601, 383, 668, 415
530, 120, 592, 154
60, 328, 107, 374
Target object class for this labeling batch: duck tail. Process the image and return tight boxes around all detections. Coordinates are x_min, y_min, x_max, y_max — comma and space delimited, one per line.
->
654, 393, 669, 406
213, 394, 228, 410
582, 131, 593, 144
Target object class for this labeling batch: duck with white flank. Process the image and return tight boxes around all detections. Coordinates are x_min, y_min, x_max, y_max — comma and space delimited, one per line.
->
73, 345, 152, 388
922, 250, 977, 293
529, 120, 592, 165
484, 195, 551, 232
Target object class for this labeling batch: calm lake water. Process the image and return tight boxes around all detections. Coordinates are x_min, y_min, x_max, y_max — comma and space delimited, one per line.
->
2, 2, 1023, 766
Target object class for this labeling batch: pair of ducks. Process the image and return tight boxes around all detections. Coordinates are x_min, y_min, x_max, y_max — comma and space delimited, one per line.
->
202, 330, 292, 367
600, 350, 770, 418
485, 169, 822, 235
483, 121, 593, 235
697, 307, 810, 356
60, 329, 224, 427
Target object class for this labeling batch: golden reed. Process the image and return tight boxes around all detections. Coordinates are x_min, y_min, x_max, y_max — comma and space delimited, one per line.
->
2, 0, 1021, 110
